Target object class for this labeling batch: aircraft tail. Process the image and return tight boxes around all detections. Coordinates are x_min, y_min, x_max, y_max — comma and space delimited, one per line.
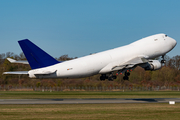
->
18, 39, 60, 69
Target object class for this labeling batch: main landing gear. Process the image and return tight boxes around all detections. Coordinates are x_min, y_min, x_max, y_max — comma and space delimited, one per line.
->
123, 71, 130, 80
100, 73, 117, 81
100, 71, 131, 81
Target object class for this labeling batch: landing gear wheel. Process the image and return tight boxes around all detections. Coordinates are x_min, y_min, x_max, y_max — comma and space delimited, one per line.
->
108, 77, 113, 81
161, 60, 166, 63
125, 72, 130, 76
100, 74, 106, 81
100, 73, 117, 81
112, 75, 117, 79
123, 76, 129, 80
100, 76, 105, 81
161, 55, 166, 64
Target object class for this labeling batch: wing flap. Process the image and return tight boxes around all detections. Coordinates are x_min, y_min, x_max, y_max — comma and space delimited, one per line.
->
112, 57, 149, 71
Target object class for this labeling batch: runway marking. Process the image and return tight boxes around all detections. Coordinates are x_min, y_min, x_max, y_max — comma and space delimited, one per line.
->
0, 98, 180, 104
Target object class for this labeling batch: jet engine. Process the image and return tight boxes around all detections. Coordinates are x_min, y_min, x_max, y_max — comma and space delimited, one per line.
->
144, 60, 161, 71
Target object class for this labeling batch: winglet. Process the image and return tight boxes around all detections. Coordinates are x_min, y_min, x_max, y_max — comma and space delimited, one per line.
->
18, 39, 60, 69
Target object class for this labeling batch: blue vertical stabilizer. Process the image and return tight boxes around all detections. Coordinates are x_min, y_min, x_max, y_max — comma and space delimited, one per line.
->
18, 39, 60, 69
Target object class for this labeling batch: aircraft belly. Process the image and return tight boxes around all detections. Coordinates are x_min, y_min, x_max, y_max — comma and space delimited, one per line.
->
57, 68, 98, 78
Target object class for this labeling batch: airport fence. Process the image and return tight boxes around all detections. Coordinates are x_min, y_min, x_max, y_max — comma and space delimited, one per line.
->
0, 85, 180, 92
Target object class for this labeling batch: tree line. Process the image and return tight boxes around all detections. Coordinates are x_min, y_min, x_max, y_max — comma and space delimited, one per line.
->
0, 52, 180, 88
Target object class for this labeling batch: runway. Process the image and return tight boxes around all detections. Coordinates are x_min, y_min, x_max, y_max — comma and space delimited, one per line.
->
0, 98, 180, 104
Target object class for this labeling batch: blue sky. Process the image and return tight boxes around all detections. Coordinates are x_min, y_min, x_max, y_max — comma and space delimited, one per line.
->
0, 0, 180, 58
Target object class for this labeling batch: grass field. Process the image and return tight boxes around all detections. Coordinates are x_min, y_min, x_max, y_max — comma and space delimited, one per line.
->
0, 91, 180, 120
0, 91, 180, 99
0, 103, 180, 120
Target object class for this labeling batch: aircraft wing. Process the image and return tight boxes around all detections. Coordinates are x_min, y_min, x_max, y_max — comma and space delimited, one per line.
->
112, 57, 149, 71
7, 58, 29, 64
3, 71, 29, 75
99, 56, 149, 74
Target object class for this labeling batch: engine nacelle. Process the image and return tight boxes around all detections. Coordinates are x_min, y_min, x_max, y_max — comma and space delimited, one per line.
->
144, 60, 161, 71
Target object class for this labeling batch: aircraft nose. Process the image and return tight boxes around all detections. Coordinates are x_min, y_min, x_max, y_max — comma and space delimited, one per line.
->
171, 37, 177, 48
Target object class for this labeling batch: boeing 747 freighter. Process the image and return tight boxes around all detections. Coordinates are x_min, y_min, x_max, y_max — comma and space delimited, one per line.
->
4, 34, 177, 80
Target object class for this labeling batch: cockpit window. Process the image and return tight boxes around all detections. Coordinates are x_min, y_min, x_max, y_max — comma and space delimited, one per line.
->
165, 34, 167, 37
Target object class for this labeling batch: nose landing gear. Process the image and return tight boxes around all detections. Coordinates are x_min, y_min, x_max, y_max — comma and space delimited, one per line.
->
161, 55, 166, 64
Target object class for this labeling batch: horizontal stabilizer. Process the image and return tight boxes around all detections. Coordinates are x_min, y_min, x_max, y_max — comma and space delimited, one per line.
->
18, 39, 60, 69
34, 70, 57, 75
3, 71, 29, 75
7, 58, 29, 64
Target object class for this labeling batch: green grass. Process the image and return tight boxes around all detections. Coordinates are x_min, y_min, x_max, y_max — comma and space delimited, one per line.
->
0, 91, 180, 119
0, 91, 180, 99
0, 103, 180, 120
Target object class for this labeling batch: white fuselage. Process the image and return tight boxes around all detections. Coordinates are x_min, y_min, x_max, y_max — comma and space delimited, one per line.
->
28, 34, 177, 78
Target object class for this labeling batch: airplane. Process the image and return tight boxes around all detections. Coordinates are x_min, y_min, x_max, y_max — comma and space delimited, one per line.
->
3, 33, 177, 81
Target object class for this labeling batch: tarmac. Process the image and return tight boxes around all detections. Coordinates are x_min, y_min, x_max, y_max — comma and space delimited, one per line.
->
0, 98, 180, 104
